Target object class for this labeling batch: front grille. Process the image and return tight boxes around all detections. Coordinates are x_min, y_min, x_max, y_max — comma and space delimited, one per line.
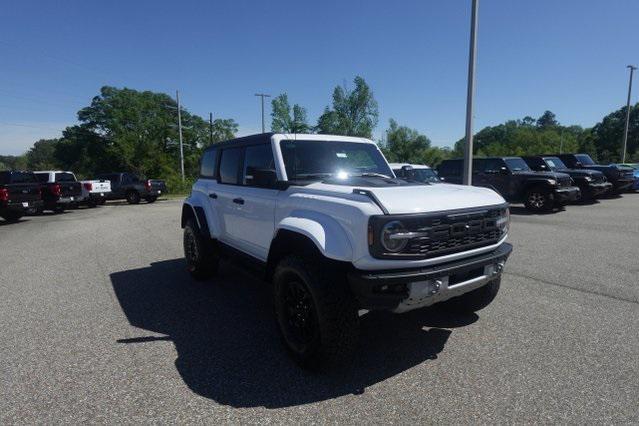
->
369, 205, 507, 260
558, 176, 572, 187
592, 174, 606, 184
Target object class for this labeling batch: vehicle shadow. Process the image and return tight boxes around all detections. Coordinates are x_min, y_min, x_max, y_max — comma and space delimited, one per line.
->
110, 259, 475, 408
508, 205, 565, 216
0, 218, 29, 226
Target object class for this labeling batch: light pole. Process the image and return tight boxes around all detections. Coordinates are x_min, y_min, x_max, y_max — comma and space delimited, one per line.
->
176, 90, 185, 182
462, 0, 479, 186
255, 93, 271, 133
622, 65, 636, 163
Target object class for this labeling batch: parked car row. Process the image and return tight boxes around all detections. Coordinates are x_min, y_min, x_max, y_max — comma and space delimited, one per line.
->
430, 153, 636, 212
0, 170, 166, 223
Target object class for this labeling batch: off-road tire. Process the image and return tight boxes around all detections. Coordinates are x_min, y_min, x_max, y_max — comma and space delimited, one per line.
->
273, 255, 359, 370
126, 191, 141, 204
1, 212, 23, 223
183, 219, 219, 280
524, 186, 553, 212
146, 196, 158, 203
439, 277, 501, 314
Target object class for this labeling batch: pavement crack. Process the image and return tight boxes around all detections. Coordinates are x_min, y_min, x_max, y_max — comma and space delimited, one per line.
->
504, 271, 639, 305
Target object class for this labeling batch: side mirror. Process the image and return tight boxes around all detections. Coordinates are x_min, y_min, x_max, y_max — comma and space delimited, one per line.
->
540, 164, 548, 170
246, 168, 278, 188
575, 161, 583, 168
499, 166, 510, 174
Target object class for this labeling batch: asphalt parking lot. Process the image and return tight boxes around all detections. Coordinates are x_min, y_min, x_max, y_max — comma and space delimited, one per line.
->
1, 196, 638, 423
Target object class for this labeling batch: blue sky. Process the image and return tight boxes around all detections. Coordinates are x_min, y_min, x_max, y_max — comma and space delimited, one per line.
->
1, 0, 638, 155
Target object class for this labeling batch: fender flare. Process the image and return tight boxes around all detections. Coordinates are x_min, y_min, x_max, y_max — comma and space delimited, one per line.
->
274, 212, 353, 262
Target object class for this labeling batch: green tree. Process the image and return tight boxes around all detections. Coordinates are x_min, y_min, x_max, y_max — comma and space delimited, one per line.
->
380, 119, 450, 167
536, 110, 559, 129
53, 86, 237, 183
316, 76, 378, 137
25, 139, 60, 170
271, 93, 310, 133
591, 103, 639, 162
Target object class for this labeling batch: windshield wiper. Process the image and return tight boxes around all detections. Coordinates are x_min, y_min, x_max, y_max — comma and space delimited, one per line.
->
294, 173, 334, 179
352, 172, 392, 179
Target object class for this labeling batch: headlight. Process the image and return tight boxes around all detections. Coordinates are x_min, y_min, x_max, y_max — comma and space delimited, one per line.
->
496, 207, 510, 233
584, 176, 593, 182
381, 220, 409, 253
547, 179, 557, 186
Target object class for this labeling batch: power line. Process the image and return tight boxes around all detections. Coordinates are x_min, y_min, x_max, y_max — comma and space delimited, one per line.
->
0, 122, 63, 132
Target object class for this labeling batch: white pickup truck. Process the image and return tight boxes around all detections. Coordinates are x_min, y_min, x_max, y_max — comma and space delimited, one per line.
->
181, 133, 512, 369
79, 179, 111, 207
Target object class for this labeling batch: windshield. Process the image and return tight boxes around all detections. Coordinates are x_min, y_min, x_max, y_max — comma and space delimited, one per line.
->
280, 140, 393, 180
543, 157, 568, 171
575, 154, 596, 166
504, 158, 531, 172
399, 168, 440, 183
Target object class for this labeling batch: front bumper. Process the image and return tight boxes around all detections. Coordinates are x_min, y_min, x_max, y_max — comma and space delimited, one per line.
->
612, 178, 634, 192
583, 182, 613, 197
553, 186, 580, 203
348, 243, 513, 313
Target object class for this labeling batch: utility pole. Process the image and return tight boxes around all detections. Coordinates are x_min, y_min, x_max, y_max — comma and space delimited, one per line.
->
209, 112, 213, 145
176, 90, 185, 182
622, 65, 636, 163
462, 0, 479, 186
255, 93, 271, 133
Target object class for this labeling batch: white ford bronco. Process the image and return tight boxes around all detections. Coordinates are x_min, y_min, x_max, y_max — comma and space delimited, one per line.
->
181, 133, 512, 368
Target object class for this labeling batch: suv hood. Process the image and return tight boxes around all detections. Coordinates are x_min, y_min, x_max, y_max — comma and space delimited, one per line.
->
302, 181, 506, 214
512, 170, 570, 179
556, 169, 603, 178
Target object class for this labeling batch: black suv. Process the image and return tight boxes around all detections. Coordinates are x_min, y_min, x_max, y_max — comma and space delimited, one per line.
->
95, 173, 166, 204
437, 157, 580, 212
0, 171, 43, 222
552, 154, 635, 194
522, 156, 612, 200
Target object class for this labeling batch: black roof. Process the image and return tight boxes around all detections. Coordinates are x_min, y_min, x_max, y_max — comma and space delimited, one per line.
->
204, 133, 274, 151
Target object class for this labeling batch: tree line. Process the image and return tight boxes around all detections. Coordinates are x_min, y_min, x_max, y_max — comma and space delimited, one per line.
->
2, 77, 638, 192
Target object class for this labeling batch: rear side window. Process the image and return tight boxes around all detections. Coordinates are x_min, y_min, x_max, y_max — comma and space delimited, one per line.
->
438, 160, 461, 176
218, 147, 242, 184
243, 144, 275, 185
11, 172, 38, 183
55, 172, 76, 182
200, 148, 217, 178
35, 173, 49, 183
0, 172, 8, 184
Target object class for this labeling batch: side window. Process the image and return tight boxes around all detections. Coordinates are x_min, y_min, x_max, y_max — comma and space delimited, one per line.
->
243, 144, 275, 186
200, 148, 217, 178
439, 161, 461, 177
483, 159, 504, 172
35, 173, 49, 183
218, 147, 242, 185
393, 168, 403, 178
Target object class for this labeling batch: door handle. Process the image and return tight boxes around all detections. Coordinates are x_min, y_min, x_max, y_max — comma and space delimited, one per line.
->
209, 193, 217, 199
232, 198, 244, 205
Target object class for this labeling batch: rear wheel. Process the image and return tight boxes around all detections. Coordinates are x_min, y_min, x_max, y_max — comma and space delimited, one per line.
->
53, 206, 65, 214
524, 186, 553, 212
183, 219, 219, 280
1, 212, 23, 223
97, 198, 107, 205
273, 255, 359, 370
439, 277, 501, 314
146, 196, 158, 203
126, 191, 140, 204
87, 199, 97, 208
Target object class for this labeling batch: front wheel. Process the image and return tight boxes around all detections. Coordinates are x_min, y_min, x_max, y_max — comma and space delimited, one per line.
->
273, 255, 359, 370
439, 277, 501, 314
524, 186, 553, 212
126, 191, 141, 204
183, 219, 219, 280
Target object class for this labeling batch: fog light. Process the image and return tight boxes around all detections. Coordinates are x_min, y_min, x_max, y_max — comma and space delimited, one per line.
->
408, 279, 441, 298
